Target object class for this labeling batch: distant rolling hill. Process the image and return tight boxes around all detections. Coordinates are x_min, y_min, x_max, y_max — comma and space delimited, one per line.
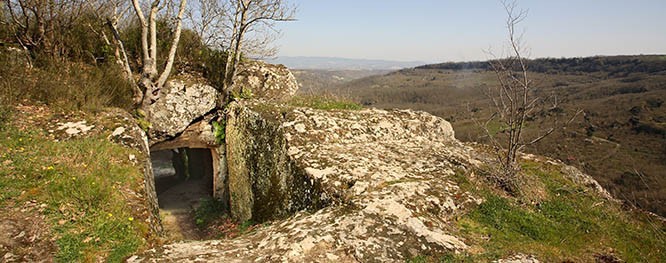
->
315, 55, 666, 216
266, 56, 428, 70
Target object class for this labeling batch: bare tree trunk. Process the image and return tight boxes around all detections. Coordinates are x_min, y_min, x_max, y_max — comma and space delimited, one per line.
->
157, 0, 187, 88
130, 0, 187, 111
220, 2, 246, 107
106, 19, 143, 105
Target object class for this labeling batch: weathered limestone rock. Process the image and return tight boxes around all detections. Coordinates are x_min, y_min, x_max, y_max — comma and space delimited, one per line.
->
225, 103, 328, 222
521, 153, 615, 200
136, 102, 475, 262
2, 46, 31, 67
149, 116, 218, 151
55, 120, 95, 136
233, 61, 299, 101
146, 80, 217, 143
103, 108, 163, 235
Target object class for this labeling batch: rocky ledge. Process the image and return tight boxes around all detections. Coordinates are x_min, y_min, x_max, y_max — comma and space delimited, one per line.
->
132, 100, 610, 262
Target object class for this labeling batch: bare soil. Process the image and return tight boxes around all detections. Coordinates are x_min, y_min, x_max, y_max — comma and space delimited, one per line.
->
0, 202, 56, 262
157, 177, 208, 241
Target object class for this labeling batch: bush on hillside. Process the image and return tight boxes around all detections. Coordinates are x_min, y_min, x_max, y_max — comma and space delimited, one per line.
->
0, 50, 134, 112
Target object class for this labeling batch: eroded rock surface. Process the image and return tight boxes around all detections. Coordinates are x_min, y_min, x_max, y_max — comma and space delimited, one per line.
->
146, 80, 217, 143
225, 104, 329, 223
135, 101, 487, 262
233, 61, 299, 101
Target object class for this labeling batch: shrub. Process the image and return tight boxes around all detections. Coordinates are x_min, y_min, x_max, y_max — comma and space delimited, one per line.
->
121, 21, 228, 89
0, 52, 134, 112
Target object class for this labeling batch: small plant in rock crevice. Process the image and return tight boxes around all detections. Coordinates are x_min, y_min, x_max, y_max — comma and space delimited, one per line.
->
212, 119, 226, 144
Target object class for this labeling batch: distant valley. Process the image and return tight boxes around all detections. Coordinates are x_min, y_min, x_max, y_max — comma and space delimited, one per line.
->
291, 69, 391, 94
266, 56, 428, 70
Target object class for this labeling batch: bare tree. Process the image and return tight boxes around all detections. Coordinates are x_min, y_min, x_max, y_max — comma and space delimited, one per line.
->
220, 0, 295, 105
105, 5, 136, 91
484, 1, 533, 182
128, 0, 188, 110
4, 0, 89, 59
185, 0, 229, 47
480, 0, 583, 192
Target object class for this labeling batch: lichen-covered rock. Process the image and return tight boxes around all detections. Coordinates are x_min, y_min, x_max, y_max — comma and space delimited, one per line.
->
520, 153, 615, 200
136, 102, 476, 262
99, 108, 163, 235
233, 61, 299, 101
2, 46, 31, 67
146, 80, 217, 143
225, 103, 328, 223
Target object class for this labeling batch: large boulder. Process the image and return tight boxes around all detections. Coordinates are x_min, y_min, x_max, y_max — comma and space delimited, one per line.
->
145, 80, 217, 143
233, 61, 299, 101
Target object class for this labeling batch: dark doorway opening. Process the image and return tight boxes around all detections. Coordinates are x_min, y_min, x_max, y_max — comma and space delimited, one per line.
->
151, 148, 214, 240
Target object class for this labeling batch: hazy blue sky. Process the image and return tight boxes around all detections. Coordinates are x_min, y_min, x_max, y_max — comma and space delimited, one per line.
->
274, 0, 666, 62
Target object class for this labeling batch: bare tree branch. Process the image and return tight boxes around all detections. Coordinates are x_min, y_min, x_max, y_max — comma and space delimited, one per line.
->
219, 0, 296, 106
131, 0, 150, 64
158, 0, 187, 88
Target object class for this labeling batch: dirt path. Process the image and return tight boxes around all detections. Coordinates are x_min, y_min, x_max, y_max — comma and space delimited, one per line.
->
157, 177, 211, 241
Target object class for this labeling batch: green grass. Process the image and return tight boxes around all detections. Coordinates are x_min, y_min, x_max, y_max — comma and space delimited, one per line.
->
451, 162, 666, 262
0, 120, 149, 262
287, 95, 363, 111
0, 104, 11, 129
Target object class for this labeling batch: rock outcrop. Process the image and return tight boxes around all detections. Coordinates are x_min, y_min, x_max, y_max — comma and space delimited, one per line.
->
100, 108, 164, 235
145, 80, 217, 144
233, 61, 299, 101
225, 103, 329, 223
135, 101, 490, 262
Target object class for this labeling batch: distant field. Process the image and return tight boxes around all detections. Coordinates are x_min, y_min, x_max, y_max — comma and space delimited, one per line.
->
292, 69, 391, 95
299, 55, 666, 216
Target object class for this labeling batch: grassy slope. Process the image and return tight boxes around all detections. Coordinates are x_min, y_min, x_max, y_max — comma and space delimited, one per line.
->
0, 106, 152, 262
457, 160, 664, 262
410, 157, 666, 262
321, 62, 666, 216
